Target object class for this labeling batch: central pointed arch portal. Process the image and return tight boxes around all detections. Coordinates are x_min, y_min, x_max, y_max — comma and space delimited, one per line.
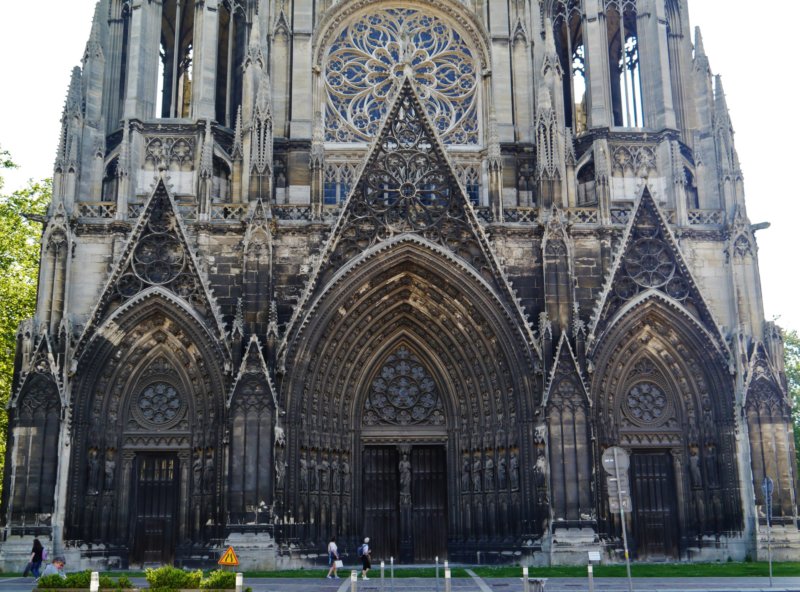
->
282, 241, 540, 561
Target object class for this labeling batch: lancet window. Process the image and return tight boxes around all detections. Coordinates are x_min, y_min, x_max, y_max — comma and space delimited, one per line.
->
217, 1, 246, 126
157, 0, 195, 118
323, 8, 480, 146
605, 0, 644, 127
552, 0, 586, 133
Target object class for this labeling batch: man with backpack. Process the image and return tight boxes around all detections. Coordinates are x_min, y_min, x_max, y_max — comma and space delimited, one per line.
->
357, 537, 371, 580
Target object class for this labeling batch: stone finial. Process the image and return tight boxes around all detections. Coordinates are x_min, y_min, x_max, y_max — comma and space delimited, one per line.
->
232, 107, 244, 160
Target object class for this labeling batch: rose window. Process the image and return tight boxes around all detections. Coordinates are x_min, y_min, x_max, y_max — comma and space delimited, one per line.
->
623, 238, 676, 289
363, 346, 445, 426
133, 234, 186, 285
324, 8, 479, 145
135, 382, 185, 427
624, 382, 669, 425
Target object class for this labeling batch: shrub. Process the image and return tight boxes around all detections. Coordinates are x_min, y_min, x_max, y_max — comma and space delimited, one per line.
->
199, 570, 236, 590
145, 566, 202, 589
38, 571, 133, 590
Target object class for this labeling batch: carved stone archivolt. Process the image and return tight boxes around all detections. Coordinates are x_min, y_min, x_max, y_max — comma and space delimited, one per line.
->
591, 305, 742, 538
68, 303, 227, 545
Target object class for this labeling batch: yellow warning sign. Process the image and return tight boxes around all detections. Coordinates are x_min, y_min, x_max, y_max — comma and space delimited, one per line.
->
218, 546, 239, 566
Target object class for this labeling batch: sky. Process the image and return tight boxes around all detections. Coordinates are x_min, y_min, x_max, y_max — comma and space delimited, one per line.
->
0, 1, 797, 334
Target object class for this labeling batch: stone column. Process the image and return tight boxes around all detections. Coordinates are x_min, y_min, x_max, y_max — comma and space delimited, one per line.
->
636, 0, 676, 129
124, 0, 163, 119
192, 0, 220, 120
582, 0, 612, 129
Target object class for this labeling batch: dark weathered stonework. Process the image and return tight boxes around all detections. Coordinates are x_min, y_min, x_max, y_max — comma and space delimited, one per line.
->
1, 0, 798, 572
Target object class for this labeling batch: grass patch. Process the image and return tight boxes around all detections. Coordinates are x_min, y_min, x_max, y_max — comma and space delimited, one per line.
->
473, 562, 800, 578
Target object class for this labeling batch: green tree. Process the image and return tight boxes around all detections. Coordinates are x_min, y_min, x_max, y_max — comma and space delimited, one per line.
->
0, 147, 49, 493
784, 330, 800, 472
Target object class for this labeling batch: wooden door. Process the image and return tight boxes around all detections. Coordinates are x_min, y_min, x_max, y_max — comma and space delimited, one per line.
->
630, 451, 679, 558
131, 455, 179, 565
362, 447, 399, 561
411, 446, 448, 561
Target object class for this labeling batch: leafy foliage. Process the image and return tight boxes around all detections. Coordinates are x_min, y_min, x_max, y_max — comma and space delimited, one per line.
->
0, 148, 49, 496
784, 330, 800, 472
199, 570, 236, 589
145, 566, 203, 589
37, 571, 133, 590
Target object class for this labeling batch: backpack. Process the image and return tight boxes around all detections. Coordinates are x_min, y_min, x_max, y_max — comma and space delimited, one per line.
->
358, 544, 367, 557
42, 548, 48, 561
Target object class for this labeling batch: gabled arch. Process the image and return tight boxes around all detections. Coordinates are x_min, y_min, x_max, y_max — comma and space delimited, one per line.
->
67, 290, 228, 545
590, 297, 742, 545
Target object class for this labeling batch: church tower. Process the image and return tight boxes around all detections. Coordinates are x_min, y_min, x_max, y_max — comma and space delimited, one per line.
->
1, 0, 797, 569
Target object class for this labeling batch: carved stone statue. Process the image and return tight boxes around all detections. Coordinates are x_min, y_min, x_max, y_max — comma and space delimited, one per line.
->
87, 448, 101, 495
341, 458, 351, 494
320, 459, 330, 491
510, 452, 520, 491
705, 443, 719, 488
331, 458, 340, 494
483, 456, 494, 491
472, 455, 482, 493
689, 448, 702, 488
299, 456, 308, 491
193, 450, 203, 491
203, 451, 215, 492
308, 457, 317, 491
461, 457, 471, 492
104, 449, 116, 491
275, 445, 286, 489
497, 455, 507, 490
399, 454, 412, 504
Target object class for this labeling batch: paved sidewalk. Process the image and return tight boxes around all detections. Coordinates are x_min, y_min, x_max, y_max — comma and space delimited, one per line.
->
2, 575, 799, 592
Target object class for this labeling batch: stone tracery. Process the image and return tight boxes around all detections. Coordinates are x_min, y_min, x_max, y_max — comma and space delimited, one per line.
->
324, 8, 479, 145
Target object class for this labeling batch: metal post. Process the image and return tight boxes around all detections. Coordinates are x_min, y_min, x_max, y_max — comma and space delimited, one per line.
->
90, 572, 99, 592
435, 556, 440, 592
523, 567, 530, 592
351, 570, 358, 592
390, 556, 394, 592
381, 561, 385, 592
587, 564, 595, 592
767, 513, 773, 587
444, 569, 452, 592
235, 573, 243, 592
612, 446, 634, 592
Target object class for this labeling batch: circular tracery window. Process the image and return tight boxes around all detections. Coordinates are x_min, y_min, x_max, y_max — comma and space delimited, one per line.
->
324, 8, 479, 145
363, 346, 445, 426
132, 381, 186, 429
623, 381, 670, 426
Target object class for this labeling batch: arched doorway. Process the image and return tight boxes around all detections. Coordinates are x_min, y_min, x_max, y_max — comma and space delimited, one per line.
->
359, 343, 450, 562
67, 298, 228, 565
591, 303, 741, 559
282, 241, 539, 561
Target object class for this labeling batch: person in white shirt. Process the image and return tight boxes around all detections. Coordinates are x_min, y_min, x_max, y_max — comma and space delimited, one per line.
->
326, 536, 340, 579
41, 557, 66, 579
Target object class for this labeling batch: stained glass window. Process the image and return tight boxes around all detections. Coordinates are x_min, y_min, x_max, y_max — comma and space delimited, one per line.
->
324, 8, 480, 145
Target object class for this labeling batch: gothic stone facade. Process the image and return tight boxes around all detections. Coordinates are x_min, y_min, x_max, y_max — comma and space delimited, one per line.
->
1, 0, 798, 570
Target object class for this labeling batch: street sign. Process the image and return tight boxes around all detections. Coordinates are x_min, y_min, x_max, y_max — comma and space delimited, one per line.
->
606, 475, 630, 496
609, 496, 633, 513
218, 546, 239, 567
601, 447, 630, 474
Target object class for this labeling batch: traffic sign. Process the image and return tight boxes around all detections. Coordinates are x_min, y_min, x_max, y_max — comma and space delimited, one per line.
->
601, 447, 630, 474
609, 496, 633, 513
218, 546, 239, 567
606, 475, 630, 497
